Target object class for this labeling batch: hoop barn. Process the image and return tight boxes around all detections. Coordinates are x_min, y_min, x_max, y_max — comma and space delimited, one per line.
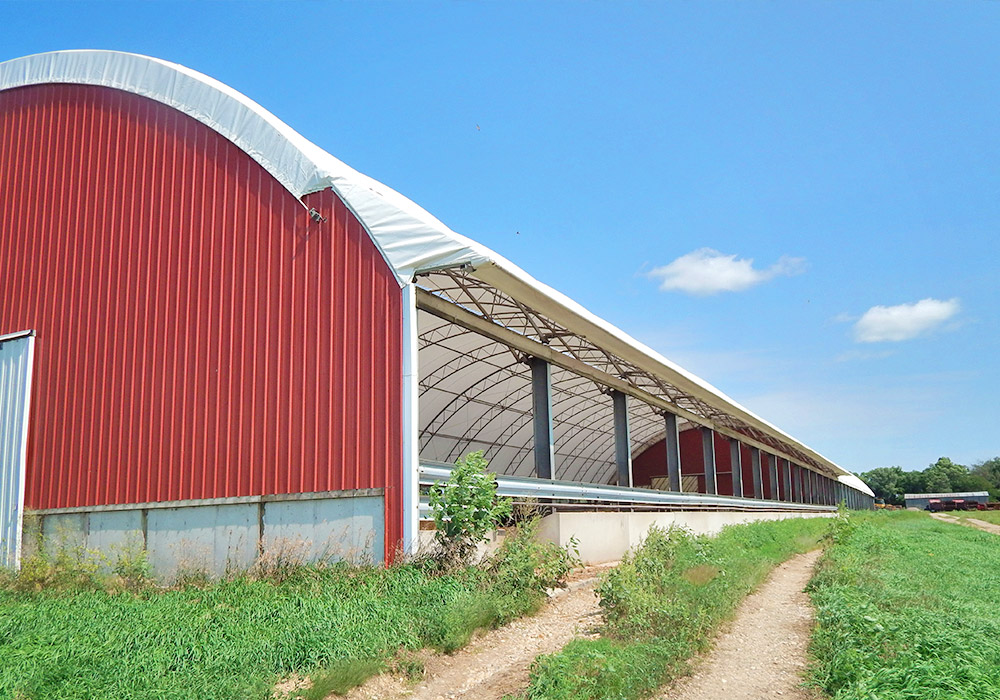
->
0, 51, 872, 574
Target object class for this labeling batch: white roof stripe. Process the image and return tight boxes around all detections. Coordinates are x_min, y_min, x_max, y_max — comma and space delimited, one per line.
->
0, 49, 872, 494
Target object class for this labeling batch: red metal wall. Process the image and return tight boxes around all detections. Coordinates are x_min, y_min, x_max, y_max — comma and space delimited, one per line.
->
0, 84, 403, 560
740, 443, 755, 497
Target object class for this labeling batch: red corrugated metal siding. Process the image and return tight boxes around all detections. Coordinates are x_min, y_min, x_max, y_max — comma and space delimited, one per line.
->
0, 84, 403, 560
713, 432, 733, 496
740, 443, 754, 497
679, 428, 706, 492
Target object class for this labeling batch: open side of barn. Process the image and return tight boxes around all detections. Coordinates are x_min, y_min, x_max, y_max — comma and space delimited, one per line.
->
0, 50, 874, 577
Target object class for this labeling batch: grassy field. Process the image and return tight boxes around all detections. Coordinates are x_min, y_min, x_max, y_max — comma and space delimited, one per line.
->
809, 510, 1000, 700
0, 521, 568, 700
518, 516, 830, 700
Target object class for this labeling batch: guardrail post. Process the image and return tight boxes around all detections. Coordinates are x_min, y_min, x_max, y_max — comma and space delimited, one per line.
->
530, 357, 555, 480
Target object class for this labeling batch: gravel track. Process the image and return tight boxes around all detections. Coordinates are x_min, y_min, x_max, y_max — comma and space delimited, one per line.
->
658, 550, 824, 700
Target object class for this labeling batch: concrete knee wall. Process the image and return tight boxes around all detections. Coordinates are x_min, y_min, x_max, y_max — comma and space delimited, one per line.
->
21, 490, 385, 580
537, 510, 835, 564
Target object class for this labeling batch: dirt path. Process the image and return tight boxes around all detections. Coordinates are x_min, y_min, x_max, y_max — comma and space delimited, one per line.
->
659, 550, 824, 700
930, 512, 1000, 535
343, 571, 605, 700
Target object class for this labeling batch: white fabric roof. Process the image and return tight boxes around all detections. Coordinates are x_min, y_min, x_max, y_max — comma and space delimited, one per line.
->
0, 49, 873, 495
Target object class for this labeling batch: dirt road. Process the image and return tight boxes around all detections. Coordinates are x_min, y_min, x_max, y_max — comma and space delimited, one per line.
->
659, 550, 824, 700
930, 512, 1000, 535
344, 574, 603, 700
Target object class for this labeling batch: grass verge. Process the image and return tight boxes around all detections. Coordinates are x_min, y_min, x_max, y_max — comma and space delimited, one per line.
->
518, 516, 830, 700
0, 520, 570, 700
808, 510, 1000, 700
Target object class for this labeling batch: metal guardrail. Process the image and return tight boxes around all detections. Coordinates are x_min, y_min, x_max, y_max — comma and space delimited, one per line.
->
418, 463, 836, 516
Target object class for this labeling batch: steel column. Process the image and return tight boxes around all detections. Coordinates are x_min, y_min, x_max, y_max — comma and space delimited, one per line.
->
782, 460, 792, 502
530, 357, 556, 480
664, 412, 681, 492
701, 427, 718, 495
751, 447, 763, 499
730, 438, 743, 497
612, 390, 632, 488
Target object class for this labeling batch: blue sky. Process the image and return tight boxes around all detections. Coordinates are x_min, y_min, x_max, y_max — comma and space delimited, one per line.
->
3, 2, 997, 474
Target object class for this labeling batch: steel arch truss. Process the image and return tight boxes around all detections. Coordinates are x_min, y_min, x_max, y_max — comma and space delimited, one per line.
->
415, 268, 834, 481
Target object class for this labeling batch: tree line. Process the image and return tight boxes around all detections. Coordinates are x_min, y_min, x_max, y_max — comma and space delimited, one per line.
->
859, 457, 1000, 505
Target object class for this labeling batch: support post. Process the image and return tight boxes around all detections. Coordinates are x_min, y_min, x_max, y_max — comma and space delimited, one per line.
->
530, 357, 555, 480
768, 454, 779, 500
782, 460, 792, 502
701, 427, 717, 495
751, 447, 763, 499
664, 411, 681, 492
612, 390, 632, 488
730, 438, 743, 497
401, 283, 421, 555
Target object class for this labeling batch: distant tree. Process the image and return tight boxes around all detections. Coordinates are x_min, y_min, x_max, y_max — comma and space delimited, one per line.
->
860, 457, 1000, 505
859, 466, 907, 505
899, 469, 927, 498
924, 457, 968, 493
972, 457, 1000, 486
971, 457, 1000, 500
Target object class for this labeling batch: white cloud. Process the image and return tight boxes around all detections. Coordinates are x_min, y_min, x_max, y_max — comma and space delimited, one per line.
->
648, 248, 806, 296
853, 298, 960, 343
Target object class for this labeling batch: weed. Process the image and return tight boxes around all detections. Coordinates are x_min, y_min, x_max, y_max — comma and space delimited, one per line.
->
391, 653, 425, 681
294, 658, 384, 699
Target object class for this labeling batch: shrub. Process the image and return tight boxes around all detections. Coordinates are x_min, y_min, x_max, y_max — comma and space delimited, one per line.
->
428, 451, 511, 567
484, 517, 580, 622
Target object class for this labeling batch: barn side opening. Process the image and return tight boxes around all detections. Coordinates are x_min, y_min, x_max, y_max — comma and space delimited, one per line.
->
412, 268, 857, 561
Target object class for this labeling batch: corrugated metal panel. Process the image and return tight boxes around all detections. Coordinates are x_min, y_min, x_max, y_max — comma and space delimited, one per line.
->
0, 332, 35, 568
0, 84, 403, 561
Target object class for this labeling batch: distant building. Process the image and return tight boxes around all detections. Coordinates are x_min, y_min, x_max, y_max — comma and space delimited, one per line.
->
904, 492, 990, 510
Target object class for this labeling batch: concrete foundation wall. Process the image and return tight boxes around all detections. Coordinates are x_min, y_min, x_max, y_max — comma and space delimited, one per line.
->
539, 510, 835, 564
23, 490, 384, 579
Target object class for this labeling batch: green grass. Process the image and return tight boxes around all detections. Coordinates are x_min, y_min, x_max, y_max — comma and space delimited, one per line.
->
809, 510, 1000, 700
0, 519, 570, 700
518, 516, 830, 700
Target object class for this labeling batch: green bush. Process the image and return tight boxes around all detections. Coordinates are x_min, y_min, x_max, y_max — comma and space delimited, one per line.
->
428, 451, 512, 567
